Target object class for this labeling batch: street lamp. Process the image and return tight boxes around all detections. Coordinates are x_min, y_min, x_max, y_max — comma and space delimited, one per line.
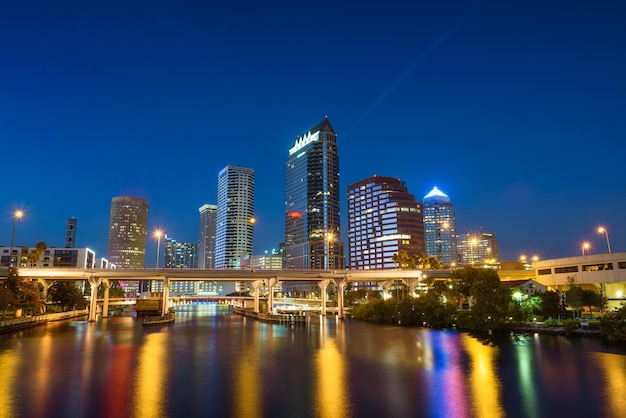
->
597, 226, 612, 253
469, 237, 477, 265
582, 242, 590, 256
154, 229, 163, 268
325, 231, 334, 270
9, 210, 24, 267
249, 217, 256, 269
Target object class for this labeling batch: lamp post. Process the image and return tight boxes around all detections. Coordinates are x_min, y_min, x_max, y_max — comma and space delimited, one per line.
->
249, 217, 256, 269
325, 231, 334, 270
469, 237, 477, 265
582, 242, 590, 256
9, 210, 24, 267
597, 226, 611, 253
154, 229, 163, 268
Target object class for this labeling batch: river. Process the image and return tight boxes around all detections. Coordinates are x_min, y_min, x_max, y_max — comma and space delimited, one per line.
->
0, 303, 625, 418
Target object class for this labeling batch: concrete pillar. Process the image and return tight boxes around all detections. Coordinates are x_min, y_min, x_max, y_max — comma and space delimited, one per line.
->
38, 278, 54, 301
250, 280, 263, 313
161, 277, 170, 315
380, 280, 392, 300
266, 277, 277, 314
402, 278, 418, 298
102, 279, 112, 318
318, 279, 330, 316
88, 276, 102, 322
334, 278, 348, 319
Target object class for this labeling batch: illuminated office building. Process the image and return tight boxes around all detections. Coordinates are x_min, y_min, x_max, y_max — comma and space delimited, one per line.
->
348, 176, 424, 269
107, 196, 149, 268
198, 203, 217, 269
215, 166, 255, 269
423, 186, 457, 266
284, 117, 344, 270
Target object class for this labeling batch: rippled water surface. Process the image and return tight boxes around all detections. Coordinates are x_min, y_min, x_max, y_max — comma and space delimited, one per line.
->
1, 304, 625, 418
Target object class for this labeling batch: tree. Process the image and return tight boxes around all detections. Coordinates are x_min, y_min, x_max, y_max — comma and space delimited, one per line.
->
0, 283, 18, 319
581, 290, 603, 316
4, 267, 44, 315
27, 241, 47, 267
392, 250, 410, 269
97, 280, 126, 298
50, 282, 88, 311
539, 290, 565, 319
565, 286, 585, 319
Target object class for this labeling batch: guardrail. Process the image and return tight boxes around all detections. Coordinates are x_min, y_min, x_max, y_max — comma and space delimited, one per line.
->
0, 309, 89, 333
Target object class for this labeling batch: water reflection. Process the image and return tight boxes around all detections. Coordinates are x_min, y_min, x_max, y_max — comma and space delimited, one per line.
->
132, 331, 169, 418
234, 345, 261, 418
0, 348, 18, 418
314, 318, 352, 418
462, 334, 504, 418
2, 307, 626, 418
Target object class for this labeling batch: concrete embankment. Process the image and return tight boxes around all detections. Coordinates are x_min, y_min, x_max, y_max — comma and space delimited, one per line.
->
0, 309, 89, 334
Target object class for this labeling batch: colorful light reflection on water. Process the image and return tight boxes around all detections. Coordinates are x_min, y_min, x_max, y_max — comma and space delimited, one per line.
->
0, 304, 625, 418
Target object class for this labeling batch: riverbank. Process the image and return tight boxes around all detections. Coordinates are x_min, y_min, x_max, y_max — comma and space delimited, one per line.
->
233, 307, 308, 325
0, 309, 89, 334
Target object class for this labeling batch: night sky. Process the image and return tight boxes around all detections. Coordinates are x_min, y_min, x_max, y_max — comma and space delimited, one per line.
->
2, 0, 625, 264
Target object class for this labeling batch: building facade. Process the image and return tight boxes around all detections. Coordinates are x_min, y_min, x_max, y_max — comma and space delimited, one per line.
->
348, 176, 424, 270
284, 117, 344, 270
107, 196, 149, 268
0, 246, 95, 269
198, 204, 217, 269
458, 230, 499, 265
65, 217, 77, 248
423, 186, 457, 266
214, 166, 255, 269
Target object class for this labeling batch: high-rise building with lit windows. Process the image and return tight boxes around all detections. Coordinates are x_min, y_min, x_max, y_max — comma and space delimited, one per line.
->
107, 196, 149, 268
459, 230, 499, 265
284, 117, 344, 270
215, 166, 255, 269
348, 176, 424, 269
198, 204, 217, 269
423, 186, 457, 266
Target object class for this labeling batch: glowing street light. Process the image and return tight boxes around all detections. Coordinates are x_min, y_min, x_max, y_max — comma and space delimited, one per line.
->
597, 226, 611, 253
154, 229, 163, 268
9, 210, 24, 267
582, 242, 590, 256
469, 237, 478, 265
325, 231, 335, 270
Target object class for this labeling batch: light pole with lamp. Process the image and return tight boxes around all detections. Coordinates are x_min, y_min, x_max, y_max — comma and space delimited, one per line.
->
469, 237, 477, 265
582, 242, 590, 256
325, 231, 334, 270
154, 229, 163, 268
597, 226, 611, 253
9, 210, 24, 267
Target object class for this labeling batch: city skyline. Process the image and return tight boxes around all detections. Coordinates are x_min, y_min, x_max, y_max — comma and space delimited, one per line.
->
2, 1, 625, 262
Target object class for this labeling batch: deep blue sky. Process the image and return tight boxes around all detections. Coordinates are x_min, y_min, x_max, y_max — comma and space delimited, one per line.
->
2, 0, 625, 264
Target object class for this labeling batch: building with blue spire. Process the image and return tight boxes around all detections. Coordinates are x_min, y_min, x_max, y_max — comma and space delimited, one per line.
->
423, 186, 457, 266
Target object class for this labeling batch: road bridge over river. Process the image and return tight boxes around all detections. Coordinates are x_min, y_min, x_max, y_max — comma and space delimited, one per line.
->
7, 268, 430, 321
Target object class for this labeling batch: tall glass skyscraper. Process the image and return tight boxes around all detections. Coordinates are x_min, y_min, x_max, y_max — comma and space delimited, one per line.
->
284, 117, 344, 270
198, 203, 217, 269
107, 196, 149, 268
215, 166, 255, 269
348, 176, 424, 270
423, 186, 457, 266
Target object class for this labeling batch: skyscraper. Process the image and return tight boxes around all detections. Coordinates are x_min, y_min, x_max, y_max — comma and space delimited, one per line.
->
423, 186, 457, 266
348, 176, 424, 269
65, 217, 77, 248
459, 230, 499, 265
107, 196, 149, 268
214, 166, 255, 269
284, 117, 344, 270
198, 203, 217, 269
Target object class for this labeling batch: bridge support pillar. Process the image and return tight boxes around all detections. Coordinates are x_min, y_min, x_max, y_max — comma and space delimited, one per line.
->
380, 280, 392, 300
102, 279, 112, 318
266, 277, 277, 314
38, 279, 55, 301
251, 280, 263, 313
88, 276, 102, 322
161, 277, 170, 315
318, 280, 330, 316
334, 278, 348, 319
402, 278, 419, 298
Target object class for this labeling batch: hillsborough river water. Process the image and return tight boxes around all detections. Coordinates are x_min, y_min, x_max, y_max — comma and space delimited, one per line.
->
1, 303, 625, 418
